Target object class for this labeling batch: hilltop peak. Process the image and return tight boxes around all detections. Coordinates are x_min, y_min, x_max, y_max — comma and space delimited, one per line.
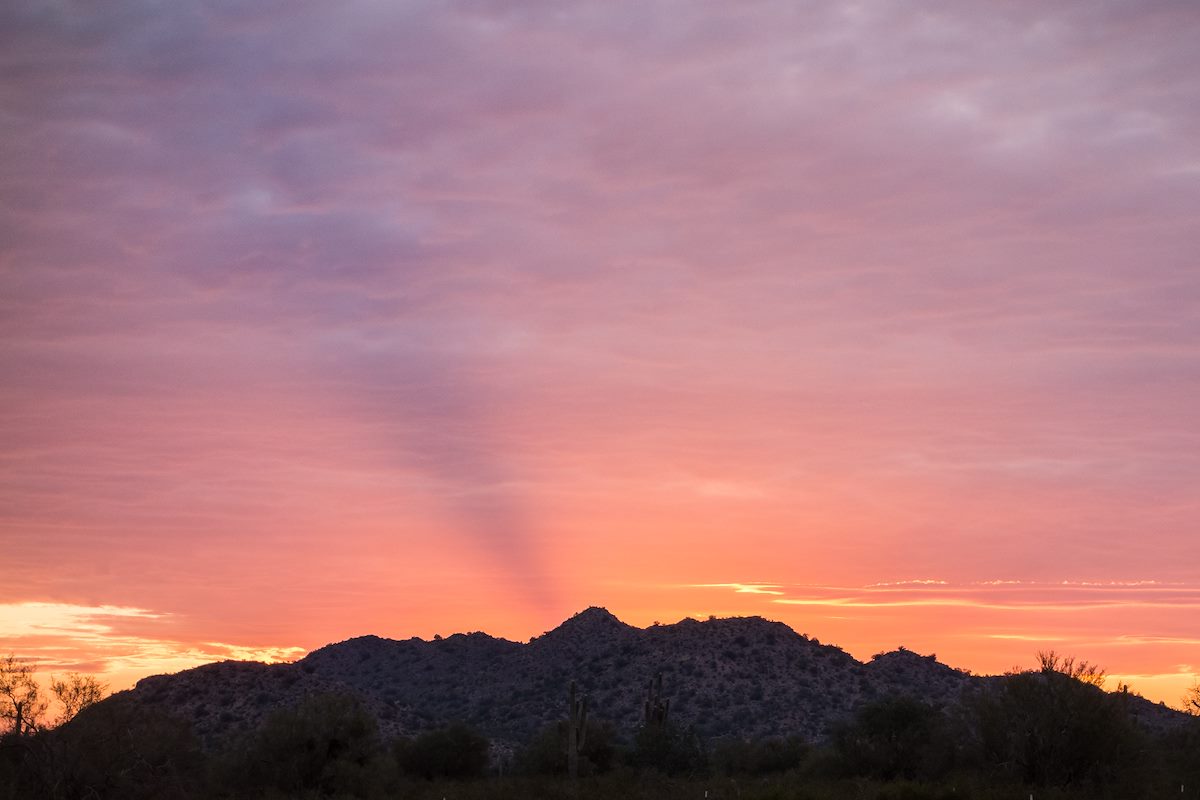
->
871, 646, 938, 663
533, 606, 634, 643
561, 605, 629, 629
573, 606, 623, 624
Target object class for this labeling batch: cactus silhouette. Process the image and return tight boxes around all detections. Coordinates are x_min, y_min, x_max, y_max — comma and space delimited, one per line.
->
644, 672, 670, 727
567, 680, 587, 781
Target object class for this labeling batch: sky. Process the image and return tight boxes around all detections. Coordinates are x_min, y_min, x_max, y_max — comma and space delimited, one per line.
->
2, 0, 1198, 708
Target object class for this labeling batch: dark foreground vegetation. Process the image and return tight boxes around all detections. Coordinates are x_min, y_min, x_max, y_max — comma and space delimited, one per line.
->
3, 654, 1199, 800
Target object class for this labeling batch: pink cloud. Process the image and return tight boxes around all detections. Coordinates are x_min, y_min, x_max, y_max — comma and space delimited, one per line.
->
1, 0, 1197, 700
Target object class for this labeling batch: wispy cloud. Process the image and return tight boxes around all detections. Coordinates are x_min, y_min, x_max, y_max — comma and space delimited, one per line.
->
0, 603, 303, 682
761, 580, 1200, 611
693, 583, 786, 596
691, 579, 1200, 703
0, 602, 164, 639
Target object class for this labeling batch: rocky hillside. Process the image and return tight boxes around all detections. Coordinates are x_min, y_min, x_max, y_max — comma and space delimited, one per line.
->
121, 607, 1181, 749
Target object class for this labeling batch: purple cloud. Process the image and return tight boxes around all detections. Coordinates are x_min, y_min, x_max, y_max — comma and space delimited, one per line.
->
1, 0, 1198, 667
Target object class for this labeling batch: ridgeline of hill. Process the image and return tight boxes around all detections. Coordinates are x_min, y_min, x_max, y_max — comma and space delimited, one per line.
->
119, 607, 1184, 749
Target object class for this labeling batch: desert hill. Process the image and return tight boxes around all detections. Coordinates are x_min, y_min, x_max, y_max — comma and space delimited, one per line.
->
121, 607, 1181, 749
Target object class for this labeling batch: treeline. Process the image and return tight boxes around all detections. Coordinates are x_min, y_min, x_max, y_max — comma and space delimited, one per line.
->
2, 656, 1199, 800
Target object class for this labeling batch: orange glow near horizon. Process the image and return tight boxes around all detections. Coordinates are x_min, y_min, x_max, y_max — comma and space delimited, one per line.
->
4, 582, 1198, 710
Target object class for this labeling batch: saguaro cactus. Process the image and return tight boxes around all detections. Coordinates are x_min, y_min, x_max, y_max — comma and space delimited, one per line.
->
644, 672, 669, 727
567, 680, 588, 781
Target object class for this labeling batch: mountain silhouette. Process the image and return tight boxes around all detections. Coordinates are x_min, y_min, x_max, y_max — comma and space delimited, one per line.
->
120, 607, 1184, 748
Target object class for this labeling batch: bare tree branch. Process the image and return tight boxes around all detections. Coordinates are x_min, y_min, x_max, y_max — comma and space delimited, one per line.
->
0, 654, 48, 736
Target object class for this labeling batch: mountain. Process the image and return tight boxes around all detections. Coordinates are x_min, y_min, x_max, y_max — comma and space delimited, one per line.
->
120, 607, 1184, 749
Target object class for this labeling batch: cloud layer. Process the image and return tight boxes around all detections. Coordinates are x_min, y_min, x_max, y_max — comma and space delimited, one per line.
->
2, 1, 1198, 701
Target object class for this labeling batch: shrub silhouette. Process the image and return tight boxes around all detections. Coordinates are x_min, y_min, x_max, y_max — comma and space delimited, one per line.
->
970, 657, 1146, 788
229, 692, 389, 797
36, 695, 204, 800
394, 723, 489, 779
832, 696, 952, 781
516, 718, 616, 776
710, 735, 808, 775
627, 721, 707, 776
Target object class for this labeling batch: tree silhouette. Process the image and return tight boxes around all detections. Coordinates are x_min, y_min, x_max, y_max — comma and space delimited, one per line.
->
972, 652, 1143, 787
51, 673, 106, 727
0, 655, 47, 737
1185, 680, 1200, 715
1036, 649, 1106, 687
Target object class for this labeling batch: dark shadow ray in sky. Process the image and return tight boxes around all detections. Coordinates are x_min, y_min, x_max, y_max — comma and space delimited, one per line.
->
312, 345, 559, 614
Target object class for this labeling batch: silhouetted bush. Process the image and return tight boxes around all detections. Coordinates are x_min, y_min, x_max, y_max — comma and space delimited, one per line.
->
710, 734, 808, 775
1155, 715, 1200, 794
36, 695, 205, 800
0, 734, 42, 800
395, 723, 489, 779
226, 692, 391, 798
832, 696, 953, 781
969, 670, 1146, 788
626, 722, 707, 776
516, 718, 617, 776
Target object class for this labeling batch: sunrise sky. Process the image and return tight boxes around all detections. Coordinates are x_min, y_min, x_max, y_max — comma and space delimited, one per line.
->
2, 1, 1198, 708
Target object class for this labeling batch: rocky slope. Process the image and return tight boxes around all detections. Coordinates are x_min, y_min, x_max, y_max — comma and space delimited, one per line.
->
121, 607, 1182, 749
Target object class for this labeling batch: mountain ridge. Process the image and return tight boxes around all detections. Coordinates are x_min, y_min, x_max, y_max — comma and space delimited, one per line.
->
119, 607, 1185, 749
